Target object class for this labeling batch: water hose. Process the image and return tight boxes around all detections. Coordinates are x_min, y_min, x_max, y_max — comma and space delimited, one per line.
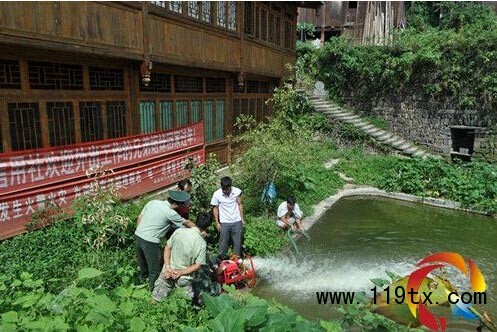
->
287, 228, 311, 255
287, 229, 300, 255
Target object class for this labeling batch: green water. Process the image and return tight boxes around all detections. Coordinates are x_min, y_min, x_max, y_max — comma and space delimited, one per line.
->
252, 196, 497, 331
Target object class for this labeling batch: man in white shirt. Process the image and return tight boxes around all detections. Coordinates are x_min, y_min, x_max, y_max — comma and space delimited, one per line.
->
276, 196, 304, 231
210, 176, 244, 257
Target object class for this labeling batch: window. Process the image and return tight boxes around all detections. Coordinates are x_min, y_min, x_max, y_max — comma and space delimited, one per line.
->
217, 1, 226, 28
201, 1, 212, 23
47, 102, 75, 147
80, 101, 104, 142
159, 101, 173, 130
188, 1, 199, 19
255, 6, 260, 38
8, 103, 42, 151
175, 101, 188, 127
28, 61, 83, 90
169, 1, 183, 13
268, 13, 275, 43
106, 101, 127, 139
348, 1, 358, 9
216, 100, 225, 139
151, 1, 166, 8
246, 80, 259, 93
0, 60, 21, 89
203, 100, 214, 142
206, 77, 226, 93
284, 20, 293, 49
139, 73, 171, 93
89, 67, 124, 91
190, 100, 202, 124
260, 9, 268, 41
228, 2, 237, 31
139, 101, 156, 134
175, 76, 203, 93
244, 2, 254, 35
275, 16, 281, 45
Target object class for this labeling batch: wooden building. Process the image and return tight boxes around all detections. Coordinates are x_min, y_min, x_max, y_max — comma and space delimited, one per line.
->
0, 1, 324, 162
298, 1, 406, 45
0, 1, 320, 238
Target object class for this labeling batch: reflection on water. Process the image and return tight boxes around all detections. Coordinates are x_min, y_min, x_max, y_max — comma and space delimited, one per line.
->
252, 196, 497, 331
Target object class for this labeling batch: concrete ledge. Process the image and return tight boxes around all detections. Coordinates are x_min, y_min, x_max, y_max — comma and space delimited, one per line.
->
302, 184, 491, 231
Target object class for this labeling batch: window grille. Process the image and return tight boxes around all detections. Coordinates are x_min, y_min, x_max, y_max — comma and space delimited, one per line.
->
228, 2, 237, 31
257, 98, 264, 122
206, 77, 226, 93
249, 99, 256, 118
174, 76, 203, 93
233, 80, 245, 93
107, 101, 126, 138
28, 61, 83, 90
0, 60, 21, 89
169, 1, 183, 13
47, 102, 75, 147
217, 1, 227, 27
240, 98, 248, 116
89, 67, 124, 91
8, 103, 42, 151
244, 2, 254, 35
80, 101, 104, 142
260, 81, 271, 93
139, 101, 156, 134
246, 80, 259, 93
188, 1, 199, 19
139, 73, 171, 92
201, 1, 212, 23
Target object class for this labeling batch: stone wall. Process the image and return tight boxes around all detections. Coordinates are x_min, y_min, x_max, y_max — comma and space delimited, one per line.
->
352, 96, 497, 161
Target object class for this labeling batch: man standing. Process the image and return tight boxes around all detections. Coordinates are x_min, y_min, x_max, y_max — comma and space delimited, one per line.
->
276, 196, 304, 231
135, 190, 195, 289
152, 213, 212, 302
211, 176, 244, 257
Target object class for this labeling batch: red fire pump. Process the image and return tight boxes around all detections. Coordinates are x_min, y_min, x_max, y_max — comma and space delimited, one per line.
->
216, 254, 256, 288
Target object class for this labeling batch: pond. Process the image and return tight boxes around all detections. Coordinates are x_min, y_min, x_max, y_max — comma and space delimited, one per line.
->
252, 196, 497, 331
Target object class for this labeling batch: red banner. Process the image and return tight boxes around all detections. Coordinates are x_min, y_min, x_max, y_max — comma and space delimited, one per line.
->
0, 123, 205, 239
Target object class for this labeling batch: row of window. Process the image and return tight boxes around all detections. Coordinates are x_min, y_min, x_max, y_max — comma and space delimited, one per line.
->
0, 60, 124, 91
5, 101, 126, 152
151, 1, 237, 31
138, 99, 225, 142
244, 3, 295, 50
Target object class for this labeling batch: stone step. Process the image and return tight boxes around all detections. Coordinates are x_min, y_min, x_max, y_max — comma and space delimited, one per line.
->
403, 146, 419, 154
364, 127, 383, 135
376, 133, 393, 141
391, 140, 407, 149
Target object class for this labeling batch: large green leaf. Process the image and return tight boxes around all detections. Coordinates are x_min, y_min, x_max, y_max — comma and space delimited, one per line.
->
208, 309, 245, 332
203, 294, 240, 317
1, 311, 18, 324
77, 268, 103, 280
129, 317, 146, 332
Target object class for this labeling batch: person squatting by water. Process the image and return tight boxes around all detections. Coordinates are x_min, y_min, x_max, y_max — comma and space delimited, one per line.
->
276, 196, 304, 231
134, 190, 196, 290
152, 213, 213, 302
211, 176, 245, 257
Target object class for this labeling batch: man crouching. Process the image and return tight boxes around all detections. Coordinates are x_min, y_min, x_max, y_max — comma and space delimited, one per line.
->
152, 214, 212, 302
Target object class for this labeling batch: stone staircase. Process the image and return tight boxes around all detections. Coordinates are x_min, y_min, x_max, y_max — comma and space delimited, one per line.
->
306, 93, 432, 158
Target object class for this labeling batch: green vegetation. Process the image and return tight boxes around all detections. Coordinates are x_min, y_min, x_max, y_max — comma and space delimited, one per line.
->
336, 148, 497, 215
314, 2, 497, 110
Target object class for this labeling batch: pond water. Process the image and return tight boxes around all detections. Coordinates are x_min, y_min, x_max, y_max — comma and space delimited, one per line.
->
252, 196, 497, 331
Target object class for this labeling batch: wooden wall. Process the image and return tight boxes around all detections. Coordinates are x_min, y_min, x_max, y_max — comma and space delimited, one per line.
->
0, 1, 297, 79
